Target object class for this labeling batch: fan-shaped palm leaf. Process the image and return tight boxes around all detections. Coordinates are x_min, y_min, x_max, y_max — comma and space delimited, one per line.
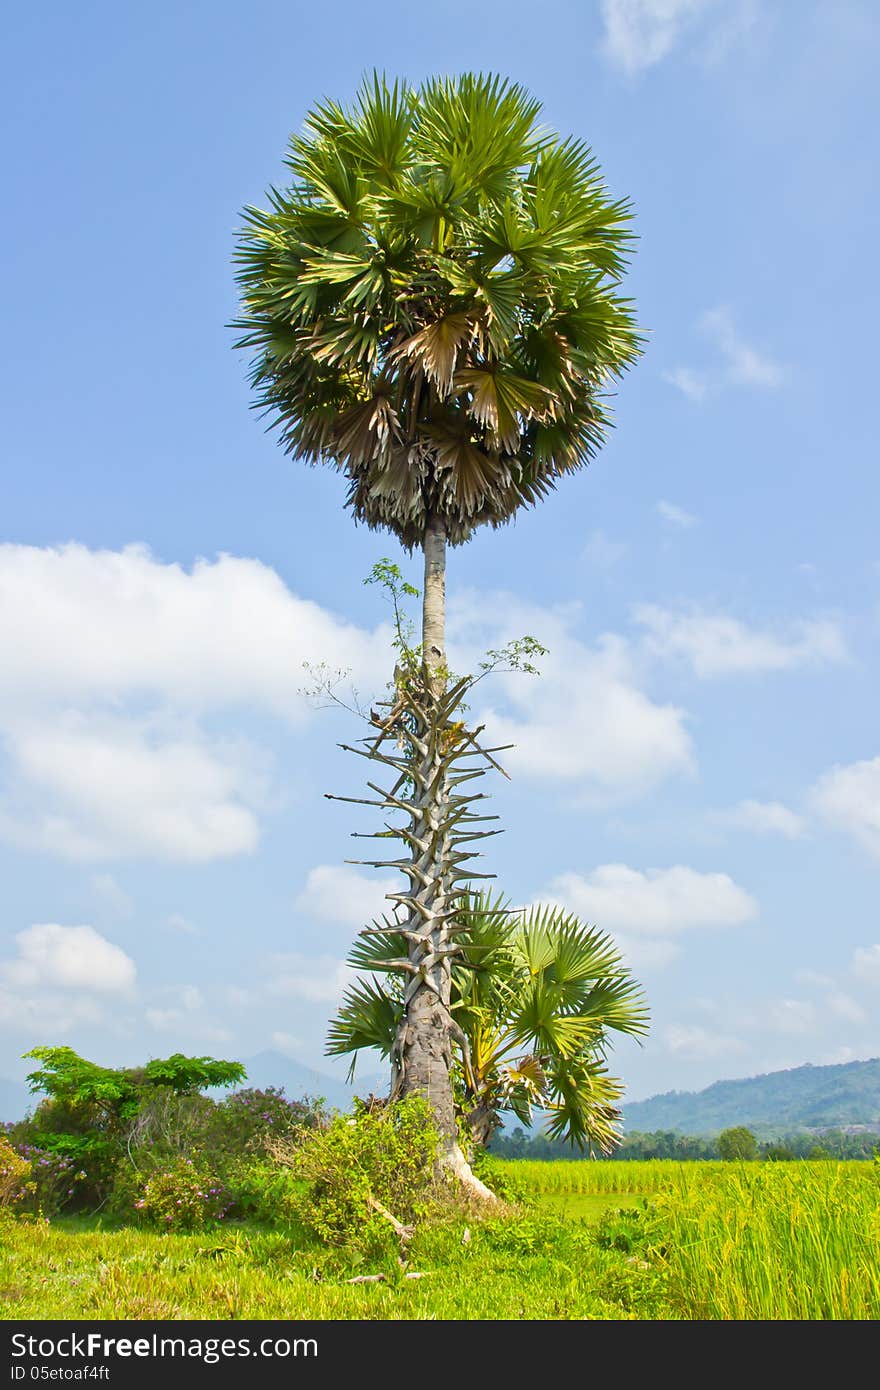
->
328, 889, 647, 1149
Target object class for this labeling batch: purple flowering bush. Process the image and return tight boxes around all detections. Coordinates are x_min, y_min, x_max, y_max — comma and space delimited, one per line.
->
9, 1142, 89, 1217
136, 1158, 232, 1232
209, 1088, 325, 1157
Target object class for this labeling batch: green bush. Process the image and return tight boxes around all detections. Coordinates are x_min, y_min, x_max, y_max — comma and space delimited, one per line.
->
224, 1158, 304, 1225
276, 1096, 437, 1252
593, 1203, 654, 1255
135, 1158, 232, 1232
10, 1046, 247, 1214
0, 1136, 33, 1212
9, 1141, 94, 1217
8, 1098, 119, 1211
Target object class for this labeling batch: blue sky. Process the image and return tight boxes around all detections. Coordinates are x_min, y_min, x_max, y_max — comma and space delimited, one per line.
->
2, 0, 879, 1104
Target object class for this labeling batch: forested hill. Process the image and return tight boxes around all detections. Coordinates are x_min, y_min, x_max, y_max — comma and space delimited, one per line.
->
623, 1058, 880, 1135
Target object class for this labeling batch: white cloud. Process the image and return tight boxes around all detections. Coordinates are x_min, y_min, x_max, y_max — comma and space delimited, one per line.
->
225, 986, 257, 1008
600, 0, 713, 75
820, 1045, 860, 1066
635, 603, 847, 676
582, 529, 627, 569
145, 984, 228, 1041
0, 714, 265, 862
811, 757, 880, 860
0, 923, 136, 994
166, 914, 201, 936
0, 542, 391, 864
702, 307, 786, 389
664, 1023, 748, 1060
544, 863, 757, 941
144, 1006, 230, 1042
664, 306, 786, 400
851, 944, 880, 986
763, 998, 817, 1037
267, 953, 351, 1005
795, 968, 835, 990
295, 864, 400, 930
91, 874, 134, 918
0, 542, 387, 722
600, 1, 758, 75
826, 992, 866, 1025
178, 985, 205, 1011
657, 500, 699, 528
0, 986, 104, 1034
663, 367, 708, 401
0, 921, 136, 1037
719, 799, 806, 840
271, 1031, 305, 1054
145, 1007, 181, 1031
450, 597, 694, 804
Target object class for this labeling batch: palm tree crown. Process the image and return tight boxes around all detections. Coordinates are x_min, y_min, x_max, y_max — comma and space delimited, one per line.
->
235, 73, 641, 548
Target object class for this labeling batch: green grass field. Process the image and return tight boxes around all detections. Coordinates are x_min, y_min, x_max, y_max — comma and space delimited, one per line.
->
2, 1160, 877, 1320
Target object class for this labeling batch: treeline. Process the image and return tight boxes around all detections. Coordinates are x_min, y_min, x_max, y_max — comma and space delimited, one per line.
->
489, 1126, 880, 1162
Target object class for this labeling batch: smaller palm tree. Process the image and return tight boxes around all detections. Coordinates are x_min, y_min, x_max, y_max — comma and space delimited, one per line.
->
328, 891, 648, 1154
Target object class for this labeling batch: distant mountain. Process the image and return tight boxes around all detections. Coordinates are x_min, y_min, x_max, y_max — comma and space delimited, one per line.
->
623, 1058, 880, 1136
0, 1077, 31, 1125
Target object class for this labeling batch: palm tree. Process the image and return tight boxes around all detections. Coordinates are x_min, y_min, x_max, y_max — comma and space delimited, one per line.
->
328, 891, 649, 1154
235, 73, 641, 1182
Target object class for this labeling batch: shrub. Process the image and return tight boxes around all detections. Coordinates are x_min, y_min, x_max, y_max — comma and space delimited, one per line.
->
0, 1136, 32, 1211
271, 1096, 437, 1251
11, 1143, 92, 1217
8, 1097, 120, 1211
11, 1046, 247, 1213
594, 1203, 654, 1255
223, 1157, 304, 1225
209, 1088, 324, 1159
135, 1158, 232, 1232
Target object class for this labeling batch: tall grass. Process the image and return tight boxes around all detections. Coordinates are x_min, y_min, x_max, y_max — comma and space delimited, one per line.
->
501, 1156, 880, 1319
492, 1157, 725, 1195
650, 1161, 880, 1320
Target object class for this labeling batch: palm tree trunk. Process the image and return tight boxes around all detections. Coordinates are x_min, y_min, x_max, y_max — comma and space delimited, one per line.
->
394, 514, 496, 1200
421, 513, 447, 695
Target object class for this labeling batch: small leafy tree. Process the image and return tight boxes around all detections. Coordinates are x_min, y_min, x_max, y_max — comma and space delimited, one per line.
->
11, 1047, 245, 1209
717, 1126, 759, 1161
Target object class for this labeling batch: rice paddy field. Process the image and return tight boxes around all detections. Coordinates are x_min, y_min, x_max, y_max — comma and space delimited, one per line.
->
1, 1159, 878, 1321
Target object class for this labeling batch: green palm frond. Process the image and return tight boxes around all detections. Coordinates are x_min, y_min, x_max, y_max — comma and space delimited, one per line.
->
542, 1054, 625, 1155
509, 984, 603, 1058
325, 881, 647, 1149
345, 922, 410, 975
325, 976, 401, 1078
